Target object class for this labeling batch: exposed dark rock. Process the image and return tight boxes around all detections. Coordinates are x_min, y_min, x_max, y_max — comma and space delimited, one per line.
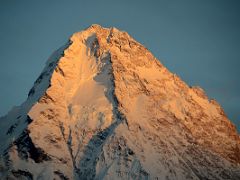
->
25, 115, 33, 124
12, 170, 33, 180
28, 87, 35, 97
6, 122, 18, 135
14, 130, 51, 163
54, 170, 69, 180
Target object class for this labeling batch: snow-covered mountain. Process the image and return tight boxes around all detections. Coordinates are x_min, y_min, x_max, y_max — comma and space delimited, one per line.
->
0, 24, 239, 180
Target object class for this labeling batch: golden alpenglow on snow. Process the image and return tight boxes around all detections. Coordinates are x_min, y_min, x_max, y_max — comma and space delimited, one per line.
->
0, 25, 239, 180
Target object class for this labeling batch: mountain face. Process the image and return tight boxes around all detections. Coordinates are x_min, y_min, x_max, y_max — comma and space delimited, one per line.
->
0, 24, 239, 180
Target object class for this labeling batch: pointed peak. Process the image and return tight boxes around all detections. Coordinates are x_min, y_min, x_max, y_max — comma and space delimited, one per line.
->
1, 24, 240, 179
84, 24, 123, 34
88, 24, 104, 29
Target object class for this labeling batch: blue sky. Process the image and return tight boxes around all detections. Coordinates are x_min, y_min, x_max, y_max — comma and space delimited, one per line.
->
0, 0, 239, 131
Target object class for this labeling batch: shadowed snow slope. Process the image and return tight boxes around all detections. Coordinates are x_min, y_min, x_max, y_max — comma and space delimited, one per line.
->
0, 24, 239, 180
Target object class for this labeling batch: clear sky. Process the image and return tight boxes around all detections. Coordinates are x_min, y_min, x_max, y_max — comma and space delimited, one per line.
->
0, 0, 239, 131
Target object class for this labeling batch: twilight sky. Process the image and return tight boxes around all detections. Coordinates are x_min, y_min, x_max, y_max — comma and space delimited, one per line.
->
0, 0, 239, 131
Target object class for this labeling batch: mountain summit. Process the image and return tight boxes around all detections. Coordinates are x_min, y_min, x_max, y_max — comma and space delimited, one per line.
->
0, 24, 239, 180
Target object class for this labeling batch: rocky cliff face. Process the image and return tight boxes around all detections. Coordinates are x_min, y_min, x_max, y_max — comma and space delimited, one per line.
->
0, 24, 239, 180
